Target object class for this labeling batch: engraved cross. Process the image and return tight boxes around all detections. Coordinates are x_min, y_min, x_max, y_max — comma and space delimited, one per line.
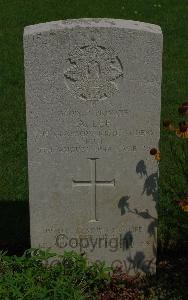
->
72, 158, 115, 222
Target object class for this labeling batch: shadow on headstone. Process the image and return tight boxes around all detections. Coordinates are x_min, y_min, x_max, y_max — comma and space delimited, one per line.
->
142, 172, 159, 202
136, 160, 148, 178
127, 251, 155, 273
118, 196, 130, 215
136, 159, 158, 203
0, 200, 30, 255
121, 231, 133, 251
116, 159, 158, 272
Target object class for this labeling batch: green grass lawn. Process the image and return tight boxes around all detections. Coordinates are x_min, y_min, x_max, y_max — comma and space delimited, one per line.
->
0, 1, 188, 298
0, 0, 188, 201
0, 0, 188, 255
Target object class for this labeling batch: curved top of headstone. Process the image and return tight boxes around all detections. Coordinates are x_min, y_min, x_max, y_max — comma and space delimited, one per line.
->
24, 18, 162, 36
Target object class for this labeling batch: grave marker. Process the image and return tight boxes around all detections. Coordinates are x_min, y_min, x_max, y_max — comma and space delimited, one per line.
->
24, 19, 163, 274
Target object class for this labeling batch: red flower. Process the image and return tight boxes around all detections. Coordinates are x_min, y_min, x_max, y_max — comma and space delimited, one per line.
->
176, 199, 188, 212
179, 121, 188, 132
163, 119, 174, 131
178, 102, 188, 115
150, 148, 160, 161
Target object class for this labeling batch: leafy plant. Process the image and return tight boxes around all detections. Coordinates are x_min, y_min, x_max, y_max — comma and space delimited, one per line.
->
0, 249, 187, 299
0, 249, 110, 300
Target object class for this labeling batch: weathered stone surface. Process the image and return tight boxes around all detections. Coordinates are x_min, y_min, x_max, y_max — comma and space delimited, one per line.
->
24, 19, 162, 274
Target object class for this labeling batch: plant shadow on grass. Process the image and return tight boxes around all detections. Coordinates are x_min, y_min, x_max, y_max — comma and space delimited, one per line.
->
0, 200, 30, 255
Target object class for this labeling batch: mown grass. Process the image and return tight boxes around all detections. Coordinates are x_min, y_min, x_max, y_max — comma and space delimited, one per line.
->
0, 0, 188, 200
0, 1, 188, 298
1, 0, 188, 250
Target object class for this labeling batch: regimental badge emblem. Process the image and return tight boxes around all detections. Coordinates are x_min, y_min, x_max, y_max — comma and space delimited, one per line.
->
64, 40, 123, 102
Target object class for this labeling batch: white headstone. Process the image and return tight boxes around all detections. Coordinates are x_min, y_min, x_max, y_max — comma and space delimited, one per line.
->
24, 19, 162, 274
